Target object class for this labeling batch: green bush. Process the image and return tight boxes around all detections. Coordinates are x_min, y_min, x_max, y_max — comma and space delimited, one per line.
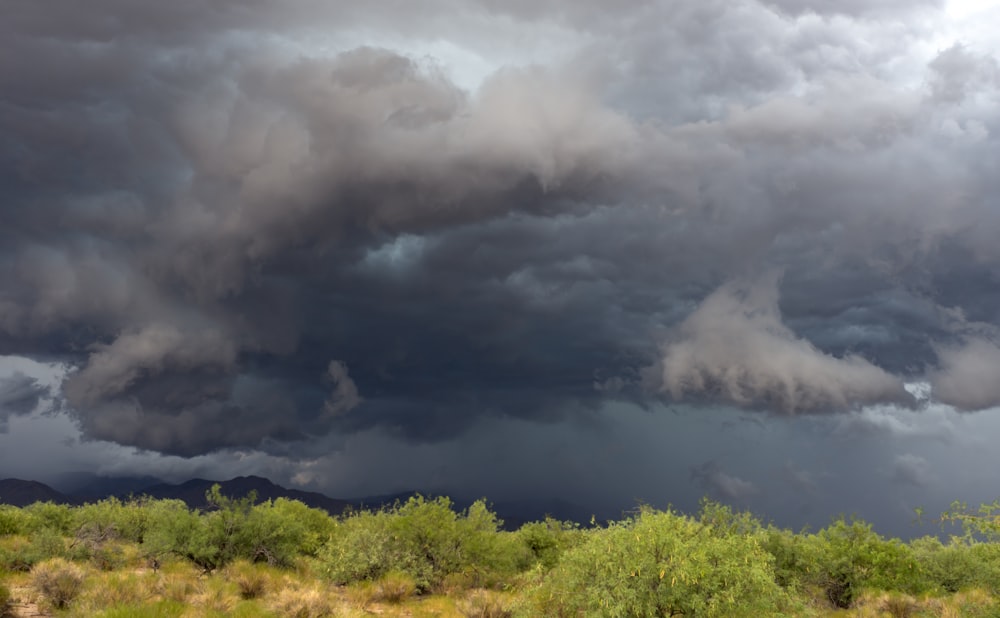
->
0, 526, 67, 571
23, 502, 75, 535
321, 496, 522, 591
807, 517, 926, 607
0, 506, 29, 536
74, 497, 152, 545
321, 509, 395, 584
514, 517, 581, 570
532, 506, 789, 617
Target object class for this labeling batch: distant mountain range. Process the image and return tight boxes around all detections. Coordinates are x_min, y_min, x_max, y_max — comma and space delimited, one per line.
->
0, 475, 349, 515
0, 476, 595, 528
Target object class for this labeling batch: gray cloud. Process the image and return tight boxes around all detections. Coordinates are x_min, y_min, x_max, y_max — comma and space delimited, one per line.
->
890, 453, 935, 488
690, 461, 759, 501
324, 360, 362, 418
0, 0, 998, 487
0, 372, 50, 432
929, 338, 1000, 411
652, 274, 913, 413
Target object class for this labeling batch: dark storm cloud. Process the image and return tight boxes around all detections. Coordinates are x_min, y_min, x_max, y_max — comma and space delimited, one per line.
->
690, 461, 759, 501
0, 372, 49, 431
2, 0, 1000, 461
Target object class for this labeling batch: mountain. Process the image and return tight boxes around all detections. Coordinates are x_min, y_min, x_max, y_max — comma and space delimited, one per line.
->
129, 476, 351, 515
0, 478, 78, 507
0, 476, 349, 515
0, 476, 593, 529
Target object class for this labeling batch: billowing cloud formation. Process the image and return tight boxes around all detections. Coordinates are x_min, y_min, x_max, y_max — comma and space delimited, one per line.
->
655, 274, 912, 412
0, 0, 999, 465
324, 361, 362, 418
929, 338, 1000, 411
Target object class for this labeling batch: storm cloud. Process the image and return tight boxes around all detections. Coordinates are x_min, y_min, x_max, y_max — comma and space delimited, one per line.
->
1, 0, 1000, 532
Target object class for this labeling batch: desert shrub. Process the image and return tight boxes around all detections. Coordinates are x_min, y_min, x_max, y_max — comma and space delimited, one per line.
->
23, 502, 75, 535
532, 506, 788, 618
515, 519, 579, 570
762, 526, 817, 590
74, 497, 152, 545
807, 517, 926, 608
0, 506, 29, 536
0, 527, 66, 571
143, 487, 311, 571
265, 498, 336, 557
321, 509, 395, 584
32, 557, 86, 609
322, 495, 519, 591
142, 498, 219, 571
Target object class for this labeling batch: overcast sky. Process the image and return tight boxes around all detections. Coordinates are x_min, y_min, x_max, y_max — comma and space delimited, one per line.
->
2, 0, 1000, 537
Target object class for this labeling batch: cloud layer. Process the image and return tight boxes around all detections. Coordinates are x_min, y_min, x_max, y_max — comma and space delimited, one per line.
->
0, 0, 998, 469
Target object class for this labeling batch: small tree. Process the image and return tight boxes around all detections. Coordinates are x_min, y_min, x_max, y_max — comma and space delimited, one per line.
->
533, 507, 789, 617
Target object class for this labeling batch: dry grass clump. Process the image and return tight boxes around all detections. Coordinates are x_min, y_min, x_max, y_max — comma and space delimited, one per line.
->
457, 589, 516, 618
267, 579, 335, 618
31, 557, 86, 610
372, 571, 416, 604
188, 576, 239, 614
224, 559, 275, 600
73, 570, 157, 612
0, 581, 12, 618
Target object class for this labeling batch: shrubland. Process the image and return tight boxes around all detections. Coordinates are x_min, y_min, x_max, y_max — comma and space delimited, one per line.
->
0, 488, 999, 616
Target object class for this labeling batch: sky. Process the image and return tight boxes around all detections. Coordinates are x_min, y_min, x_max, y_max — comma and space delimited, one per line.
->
2, 0, 1000, 538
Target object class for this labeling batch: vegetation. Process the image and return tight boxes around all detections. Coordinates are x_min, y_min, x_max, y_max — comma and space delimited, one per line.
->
1, 487, 1000, 616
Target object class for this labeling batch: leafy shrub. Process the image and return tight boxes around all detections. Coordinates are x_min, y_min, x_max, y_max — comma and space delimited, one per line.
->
515, 518, 578, 570
32, 557, 86, 609
74, 497, 152, 545
321, 509, 394, 584
23, 502, 75, 535
0, 506, 29, 536
807, 517, 926, 607
0, 527, 66, 571
321, 495, 519, 591
532, 506, 788, 618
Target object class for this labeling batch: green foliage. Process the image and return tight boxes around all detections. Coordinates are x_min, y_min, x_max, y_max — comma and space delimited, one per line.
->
942, 499, 1000, 543
74, 497, 152, 544
514, 517, 581, 570
141, 486, 316, 572
0, 506, 29, 536
805, 517, 926, 607
11, 489, 1000, 616
321, 495, 524, 591
0, 526, 67, 571
532, 506, 789, 618
264, 498, 336, 557
23, 502, 75, 535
